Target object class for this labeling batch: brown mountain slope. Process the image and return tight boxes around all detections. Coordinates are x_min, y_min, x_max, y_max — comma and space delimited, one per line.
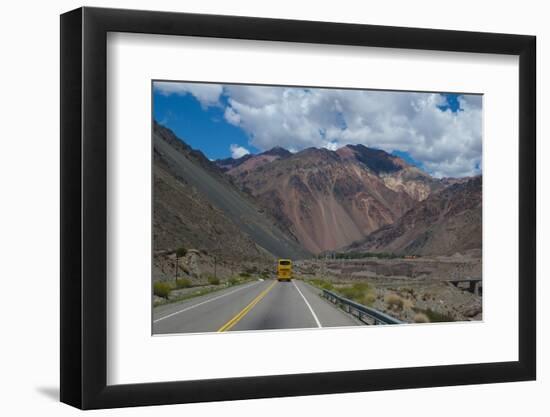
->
154, 163, 269, 261
347, 176, 482, 256
153, 122, 309, 261
224, 145, 426, 254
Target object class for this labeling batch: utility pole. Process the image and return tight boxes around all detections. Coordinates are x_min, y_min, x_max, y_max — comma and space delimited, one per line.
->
175, 252, 179, 284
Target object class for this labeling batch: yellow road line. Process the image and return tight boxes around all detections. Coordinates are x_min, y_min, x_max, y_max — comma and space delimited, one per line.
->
217, 281, 277, 332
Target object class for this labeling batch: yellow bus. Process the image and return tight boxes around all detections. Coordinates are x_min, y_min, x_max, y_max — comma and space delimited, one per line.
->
277, 259, 292, 282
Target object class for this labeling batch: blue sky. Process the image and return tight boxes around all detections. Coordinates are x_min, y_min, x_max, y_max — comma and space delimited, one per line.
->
154, 91, 260, 160
391, 150, 427, 171
153, 82, 481, 177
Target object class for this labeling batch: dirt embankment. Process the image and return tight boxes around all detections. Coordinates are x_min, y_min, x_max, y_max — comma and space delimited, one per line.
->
297, 253, 481, 282
153, 249, 275, 285
367, 282, 482, 322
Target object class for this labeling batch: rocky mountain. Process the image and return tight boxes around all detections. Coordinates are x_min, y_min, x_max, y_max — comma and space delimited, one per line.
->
347, 176, 482, 256
218, 144, 445, 254
153, 122, 309, 262
217, 146, 292, 175
215, 154, 253, 172
336, 144, 443, 201
155, 120, 480, 259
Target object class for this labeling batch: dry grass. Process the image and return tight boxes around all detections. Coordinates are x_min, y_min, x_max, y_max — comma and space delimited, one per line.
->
385, 293, 404, 310
413, 313, 430, 323
402, 298, 414, 310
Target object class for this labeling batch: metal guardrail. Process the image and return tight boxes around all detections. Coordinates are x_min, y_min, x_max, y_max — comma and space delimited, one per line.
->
322, 289, 404, 325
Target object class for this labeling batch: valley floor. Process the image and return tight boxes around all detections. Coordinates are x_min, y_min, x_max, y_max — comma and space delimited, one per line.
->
296, 255, 482, 323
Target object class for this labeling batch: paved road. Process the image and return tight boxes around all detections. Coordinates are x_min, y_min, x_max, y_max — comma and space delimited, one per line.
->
153, 279, 360, 334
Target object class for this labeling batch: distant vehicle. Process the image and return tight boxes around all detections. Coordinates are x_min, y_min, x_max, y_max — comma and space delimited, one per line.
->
277, 259, 292, 282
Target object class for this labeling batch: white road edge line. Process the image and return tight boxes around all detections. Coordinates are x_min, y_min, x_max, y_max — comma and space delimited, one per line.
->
153, 281, 260, 323
292, 280, 322, 328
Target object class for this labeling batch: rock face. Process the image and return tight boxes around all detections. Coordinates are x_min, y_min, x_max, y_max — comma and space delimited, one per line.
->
336, 144, 443, 201
347, 176, 482, 256
218, 144, 442, 254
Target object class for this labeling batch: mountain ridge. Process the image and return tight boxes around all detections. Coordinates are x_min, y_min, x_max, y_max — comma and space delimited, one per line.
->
346, 176, 482, 256
155, 121, 481, 258
218, 144, 430, 253
213, 142, 479, 255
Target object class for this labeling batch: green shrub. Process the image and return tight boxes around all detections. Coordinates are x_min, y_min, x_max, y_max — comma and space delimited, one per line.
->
344, 288, 359, 299
421, 308, 454, 323
239, 272, 251, 278
321, 281, 334, 291
338, 287, 355, 299
339, 283, 371, 301
154, 282, 171, 299
334, 251, 400, 260
208, 276, 220, 286
352, 282, 370, 292
229, 277, 240, 286
175, 247, 187, 257
362, 293, 377, 307
309, 279, 334, 291
176, 278, 192, 289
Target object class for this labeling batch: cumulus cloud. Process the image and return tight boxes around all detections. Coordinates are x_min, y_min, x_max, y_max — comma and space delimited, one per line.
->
224, 107, 241, 125
324, 141, 340, 151
223, 86, 481, 177
156, 81, 482, 177
154, 82, 223, 108
230, 144, 250, 159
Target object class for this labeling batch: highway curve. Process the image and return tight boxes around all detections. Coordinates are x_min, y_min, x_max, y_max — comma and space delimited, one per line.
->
153, 279, 359, 335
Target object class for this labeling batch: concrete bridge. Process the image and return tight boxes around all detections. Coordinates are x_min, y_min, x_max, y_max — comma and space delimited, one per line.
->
447, 277, 482, 296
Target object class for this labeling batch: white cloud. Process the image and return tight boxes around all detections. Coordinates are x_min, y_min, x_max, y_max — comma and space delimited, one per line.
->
154, 82, 223, 108
324, 141, 340, 151
156, 81, 482, 177
220, 86, 482, 177
224, 107, 241, 125
230, 144, 250, 159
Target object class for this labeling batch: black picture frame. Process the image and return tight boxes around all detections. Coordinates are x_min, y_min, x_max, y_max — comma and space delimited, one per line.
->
60, 6, 536, 410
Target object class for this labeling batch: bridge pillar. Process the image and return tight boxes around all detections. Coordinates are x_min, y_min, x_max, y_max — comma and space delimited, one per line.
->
475, 282, 482, 297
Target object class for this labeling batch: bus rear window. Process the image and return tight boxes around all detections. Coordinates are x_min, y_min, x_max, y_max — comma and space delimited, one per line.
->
279, 260, 291, 266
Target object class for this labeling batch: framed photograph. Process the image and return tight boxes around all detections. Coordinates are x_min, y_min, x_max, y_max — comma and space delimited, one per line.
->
60, 7, 536, 409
